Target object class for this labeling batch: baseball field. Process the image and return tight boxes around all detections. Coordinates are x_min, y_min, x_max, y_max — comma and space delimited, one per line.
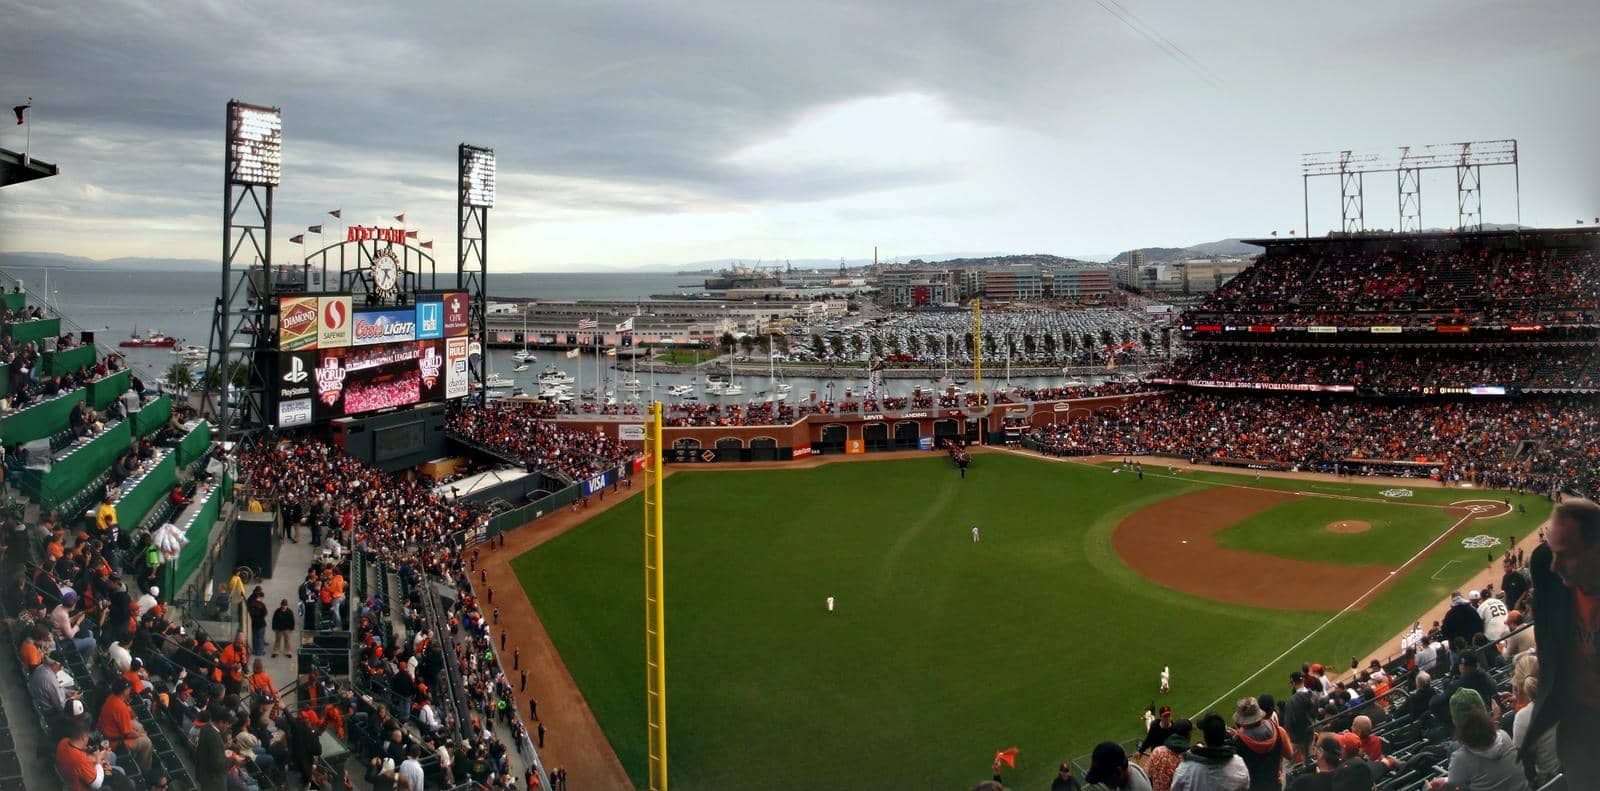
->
511, 451, 1548, 790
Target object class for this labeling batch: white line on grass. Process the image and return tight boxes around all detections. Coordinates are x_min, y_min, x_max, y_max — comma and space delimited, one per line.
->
1431, 560, 1463, 580
1190, 507, 1476, 718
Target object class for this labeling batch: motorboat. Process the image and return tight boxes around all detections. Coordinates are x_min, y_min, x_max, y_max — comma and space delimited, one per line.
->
512, 362, 530, 372
719, 383, 744, 396
619, 378, 647, 392
666, 384, 695, 397
580, 388, 598, 401
537, 366, 575, 385
512, 350, 537, 363
485, 373, 516, 389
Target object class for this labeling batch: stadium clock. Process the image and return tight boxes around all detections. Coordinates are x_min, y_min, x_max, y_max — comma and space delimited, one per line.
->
371, 250, 400, 296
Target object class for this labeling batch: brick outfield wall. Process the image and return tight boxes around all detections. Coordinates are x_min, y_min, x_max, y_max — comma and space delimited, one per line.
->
547, 391, 1162, 452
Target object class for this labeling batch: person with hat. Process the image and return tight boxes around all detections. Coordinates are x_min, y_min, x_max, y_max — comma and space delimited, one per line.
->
1441, 592, 1485, 647
1281, 672, 1318, 765
98, 677, 153, 772
1082, 741, 1151, 791
1424, 688, 1528, 791
1171, 713, 1248, 791
1053, 761, 1083, 791
1231, 697, 1292, 790
1139, 706, 1178, 755
1146, 719, 1194, 791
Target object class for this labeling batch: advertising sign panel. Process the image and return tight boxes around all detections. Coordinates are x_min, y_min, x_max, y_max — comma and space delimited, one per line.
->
317, 296, 353, 349
352, 308, 417, 347
443, 292, 470, 337
416, 301, 444, 340
445, 337, 469, 400
279, 297, 319, 351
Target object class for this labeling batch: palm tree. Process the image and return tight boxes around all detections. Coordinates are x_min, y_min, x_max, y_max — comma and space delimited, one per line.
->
1082, 332, 1095, 351
963, 332, 975, 360
1042, 332, 1056, 360
925, 334, 940, 357
165, 362, 193, 394
1140, 328, 1153, 352
1099, 327, 1114, 348
739, 335, 756, 355
869, 335, 883, 359
811, 333, 827, 358
906, 334, 922, 357
829, 335, 846, 359
887, 334, 902, 356
720, 331, 737, 356
849, 335, 865, 359
1023, 333, 1036, 356
984, 332, 996, 357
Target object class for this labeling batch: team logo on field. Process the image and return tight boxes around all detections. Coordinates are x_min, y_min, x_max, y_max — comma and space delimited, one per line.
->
1380, 488, 1414, 498
1461, 535, 1502, 549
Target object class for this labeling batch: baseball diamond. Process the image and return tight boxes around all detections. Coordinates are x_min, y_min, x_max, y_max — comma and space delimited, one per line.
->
508, 452, 1548, 790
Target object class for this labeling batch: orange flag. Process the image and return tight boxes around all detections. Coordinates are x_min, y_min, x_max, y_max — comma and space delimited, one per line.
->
994, 747, 1018, 769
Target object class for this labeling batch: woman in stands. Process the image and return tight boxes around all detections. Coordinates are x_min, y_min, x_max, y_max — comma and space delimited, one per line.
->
1426, 688, 1528, 791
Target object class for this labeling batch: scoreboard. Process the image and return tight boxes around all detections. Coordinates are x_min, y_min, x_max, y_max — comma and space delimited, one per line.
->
274, 292, 470, 428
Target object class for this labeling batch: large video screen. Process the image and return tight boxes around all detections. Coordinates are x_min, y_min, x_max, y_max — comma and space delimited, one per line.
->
278, 340, 446, 426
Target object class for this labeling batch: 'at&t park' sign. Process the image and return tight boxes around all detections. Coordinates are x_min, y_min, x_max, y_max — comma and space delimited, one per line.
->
346, 226, 410, 243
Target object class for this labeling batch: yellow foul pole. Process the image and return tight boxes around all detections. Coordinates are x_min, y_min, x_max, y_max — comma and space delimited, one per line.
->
644, 401, 668, 790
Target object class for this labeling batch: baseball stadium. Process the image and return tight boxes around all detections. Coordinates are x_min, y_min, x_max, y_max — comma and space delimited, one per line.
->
4, 31, 1599, 791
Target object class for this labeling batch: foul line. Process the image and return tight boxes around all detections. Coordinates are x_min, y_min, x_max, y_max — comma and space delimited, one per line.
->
1431, 559, 1463, 580
1190, 506, 1477, 717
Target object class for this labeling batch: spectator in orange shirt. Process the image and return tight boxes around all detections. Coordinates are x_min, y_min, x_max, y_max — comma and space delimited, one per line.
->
327, 571, 347, 630
97, 678, 153, 771
55, 719, 115, 791
218, 634, 247, 694
249, 658, 277, 700
18, 624, 47, 671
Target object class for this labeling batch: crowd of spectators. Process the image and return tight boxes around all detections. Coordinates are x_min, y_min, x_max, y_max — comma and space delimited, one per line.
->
1184, 246, 1600, 328
447, 402, 634, 482
238, 434, 560, 788
1156, 347, 1600, 391
2, 346, 126, 414
1026, 391, 1600, 495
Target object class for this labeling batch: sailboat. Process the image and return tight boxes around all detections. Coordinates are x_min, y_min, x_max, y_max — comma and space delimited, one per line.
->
513, 310, 537, 362
619, 344, 646, 392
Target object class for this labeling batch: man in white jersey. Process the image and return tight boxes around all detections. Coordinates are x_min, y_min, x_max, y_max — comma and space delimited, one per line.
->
1160, 666, 1170, 693
972, 525, 980, 542
1476, 587, 1510, 640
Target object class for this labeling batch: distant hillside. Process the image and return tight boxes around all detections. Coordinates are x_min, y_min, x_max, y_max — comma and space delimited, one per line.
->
904, 253, 1097, 269
1, 251, 215, 271
1111, 238, 1260, 265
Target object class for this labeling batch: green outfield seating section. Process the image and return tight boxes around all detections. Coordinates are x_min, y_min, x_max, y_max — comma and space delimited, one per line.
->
90, 369, 131, 409
0, 386, 87, 444
168, 473, 231, 594
111, 450, 177, 534
42, 342, 95, 376
177, 419, 213, 466
22, 419, 131, 511
133, 394, 172, 437
4, 316, 60, 344
0, 291, 24, 311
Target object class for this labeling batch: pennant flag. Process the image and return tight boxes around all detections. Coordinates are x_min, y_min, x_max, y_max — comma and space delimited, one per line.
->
394, 213, 406, 223
290, 234, 305, 244
577, 317, 598, 330
615, 317, 634, 333
420, 240, 434, 250
1271, 230, 1278, 237
565, 348, 580, 359
993, 747, 1018, 769
12, 100, 29, 125
328, 209, 342, 218
406, 230, 419, 239
307, 225, 322, 233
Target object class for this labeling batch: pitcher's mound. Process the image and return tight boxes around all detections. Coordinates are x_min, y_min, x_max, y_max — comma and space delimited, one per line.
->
1326, 520, 1372, 534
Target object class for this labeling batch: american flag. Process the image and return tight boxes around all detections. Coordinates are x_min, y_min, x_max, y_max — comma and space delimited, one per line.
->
577, 317, 598, 330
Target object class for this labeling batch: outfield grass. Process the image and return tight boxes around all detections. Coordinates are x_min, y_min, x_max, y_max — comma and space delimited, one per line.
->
513, 454, 1549, 790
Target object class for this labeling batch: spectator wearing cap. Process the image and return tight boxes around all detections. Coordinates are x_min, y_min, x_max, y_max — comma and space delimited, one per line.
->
1523, 497, 1600, 789
1281, 672, 1317, 765
1139, 705, 1177, 755
1425, 688, 1528, 791
1171, 713, 1248, 791
1145, 719, 1193, 791
271, 597, 295, 658
1285, 733, 1344, 791
98, 677, 153, 772
1053, 761, 1083, 791
135, 586, 158, 616
1082, 741, 1151, 791
1230, 697, 1292, 791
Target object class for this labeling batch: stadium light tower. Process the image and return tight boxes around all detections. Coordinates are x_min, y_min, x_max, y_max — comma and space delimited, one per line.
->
458, 143, 494, 403
206, 100, 282, 442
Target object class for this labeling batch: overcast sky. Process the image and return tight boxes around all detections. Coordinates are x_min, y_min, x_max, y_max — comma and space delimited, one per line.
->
1, 0, 1596, 270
